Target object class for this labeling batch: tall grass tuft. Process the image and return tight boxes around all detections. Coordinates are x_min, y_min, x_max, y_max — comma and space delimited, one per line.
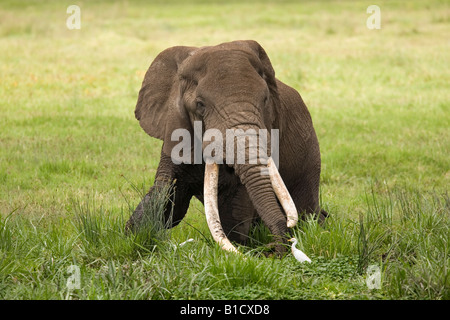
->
72, 182, 175, 260
383, 191, 449, 299
290, 208, 360, 263
125, 181, 176, 253
352, 187, 449, 298
0, 212, 15, 253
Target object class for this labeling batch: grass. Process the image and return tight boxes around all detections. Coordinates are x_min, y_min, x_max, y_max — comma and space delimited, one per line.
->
0, 0, 448, 300
1, 187, 447, 299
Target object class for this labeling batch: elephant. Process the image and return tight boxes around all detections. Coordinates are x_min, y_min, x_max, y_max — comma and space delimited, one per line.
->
126, 40, 328, 254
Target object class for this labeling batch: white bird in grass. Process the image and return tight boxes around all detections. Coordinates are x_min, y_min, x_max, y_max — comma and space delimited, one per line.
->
178, 238, 194, 247
288, 238, 312, 263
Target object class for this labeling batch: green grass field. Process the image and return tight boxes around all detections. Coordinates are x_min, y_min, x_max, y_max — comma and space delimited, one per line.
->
0, 0, 448, 300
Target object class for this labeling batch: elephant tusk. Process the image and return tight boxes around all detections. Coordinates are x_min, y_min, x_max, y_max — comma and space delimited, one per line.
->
204, 162, 240, 254
267, 157, 299, 228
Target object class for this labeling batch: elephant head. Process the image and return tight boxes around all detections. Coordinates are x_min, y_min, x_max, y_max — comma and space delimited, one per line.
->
130, 40, 320, 253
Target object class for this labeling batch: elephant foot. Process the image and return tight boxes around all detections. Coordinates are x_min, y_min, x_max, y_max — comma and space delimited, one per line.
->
125, 193, 152, 234
317, 209, 329, 225
125, 208, 143, 234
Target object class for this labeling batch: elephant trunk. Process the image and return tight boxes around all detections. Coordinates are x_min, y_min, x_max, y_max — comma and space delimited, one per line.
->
203, 130, 298, 253
227, 123, 298, 233
233, 159, 293, 243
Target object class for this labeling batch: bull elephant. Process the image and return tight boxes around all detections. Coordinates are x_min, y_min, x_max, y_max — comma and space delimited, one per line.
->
126, 40, 328, 254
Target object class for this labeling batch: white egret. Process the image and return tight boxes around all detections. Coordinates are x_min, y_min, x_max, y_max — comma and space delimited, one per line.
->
288, 238, 312, 263
179, 238, 194, 247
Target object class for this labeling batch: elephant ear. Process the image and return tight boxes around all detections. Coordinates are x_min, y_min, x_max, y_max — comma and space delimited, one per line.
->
135, 46, 197, 146
241, 40, 277, 93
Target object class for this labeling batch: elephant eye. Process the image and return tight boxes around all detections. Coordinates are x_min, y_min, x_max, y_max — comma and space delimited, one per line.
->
196, 100, 206, 115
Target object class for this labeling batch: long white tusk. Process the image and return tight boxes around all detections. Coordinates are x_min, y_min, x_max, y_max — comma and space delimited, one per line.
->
204, 162, 240, 253
267, 157, 298, 228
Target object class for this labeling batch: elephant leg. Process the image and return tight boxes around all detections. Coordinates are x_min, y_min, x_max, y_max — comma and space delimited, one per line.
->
126, 183, 168, 231
125, 150, 195, 233
290, 169, 328, 224
126, 178, 195, 233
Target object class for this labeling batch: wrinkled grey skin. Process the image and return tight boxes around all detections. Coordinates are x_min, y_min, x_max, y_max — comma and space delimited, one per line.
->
126, 40, 328, 253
